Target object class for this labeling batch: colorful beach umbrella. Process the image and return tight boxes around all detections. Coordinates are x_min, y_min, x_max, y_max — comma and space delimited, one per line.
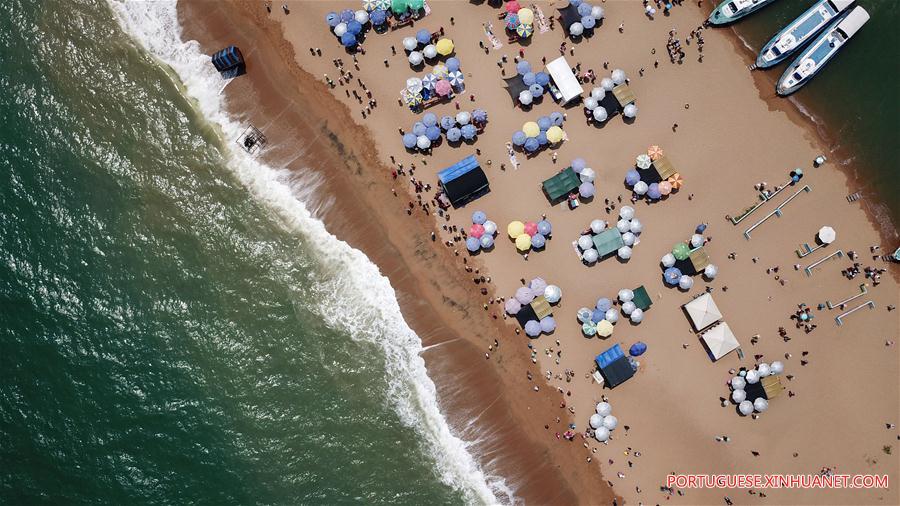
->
434, 79, 452, 96
469, 223, 485, 238
672, 242, 690, 261
522, 121, 540, 137
404, 92, 422, 107
447, 70, 464, 88
582, 322, 597, 337
375, 0, 391, 10
667, 173, 683, 190
636, 153, 652, 169
472, 109, 487, 124
391, 0, 407, 13
405, 77, 423, 93
421, 73, 437, 90
435, 38, 454, 56
461, 124, 476, 140
505, 13, 520, 30
362, 0, 377, 11
516, 23, 534, 38
524, 221, 538, 236
648, 145, 664, 160
446, 127, 461, 142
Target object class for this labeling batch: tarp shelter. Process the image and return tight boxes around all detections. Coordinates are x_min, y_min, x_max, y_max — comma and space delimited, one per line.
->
700, 321, 740, 361
652, 155, 676, 180
745, 379, 766, 401
438, 155, 490, 207
689, 247, 710, 272
542, 167, 581, 202
632, 285, 652, 311
545, 56, 583, 104
514, 303, 538, 327
557, 5, 581, 35
761, 375, 785, 399
592, 228, 625, 257
530, 296, 552, 319
683, 292, 723, 331
503, 76, 530, 105
211, 46, 246, 78
595, 344, 635, 388
612, 84, 636, 107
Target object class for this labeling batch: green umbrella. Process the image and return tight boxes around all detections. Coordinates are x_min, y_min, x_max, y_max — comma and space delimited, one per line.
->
391, 0, 407, 14
672, 242, 690, 261
408, 0, 424, 9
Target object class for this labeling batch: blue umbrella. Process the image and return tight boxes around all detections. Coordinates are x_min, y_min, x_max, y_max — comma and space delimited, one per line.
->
524, 320, 542, 337
446, 127, 462, 142
461, 124, 477, 140
625, 169, 641, 186
537, 116, 552, 131
572, 158, 586, 172
472, 211, 487, 224
416, 28, 431, 44
523, 72, 536, 86
629, 342, 647, 356
524, 137, 539, 152
446, 57, 460, 72
529, 83, 544, 97
516, 60, 531, 75
531, 233, 546, 249
579, 181, 595, 198
591, 308, 605, 324
340, 9, 354, 22
480, 234, 494, 249
596, 298, 612, 311
577, 3, 592, 16
550, 111, 564, 126
425, 125, 441, 141
402, 132, 417, 148
570, 0, 583, 6
440, 115, 455, 130
340, 32, 358, 47
537, 132, 548, 145
582, 15, 596, 30
472, 109, 487, 124
537, 219, 552, 236
512, 130, 527, 146
664, 267, 682, 285
412, 122, 427, 136
540, 316, 556, 333
422, 112, 437, 127
466, 236, 481, 252
696, 223, 707, 233
535, 72, 550, 87
347, 20, 363, 34
370, 9, 387, 25
648, 182, 661, 200
326, 12, 340, 27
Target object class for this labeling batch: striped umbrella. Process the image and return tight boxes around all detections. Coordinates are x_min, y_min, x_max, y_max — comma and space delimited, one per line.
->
648, 145, 664, 160
363, 0, 377, 11
421, 73, 438, 90
667, 173, 683, 190
375, 0, 391, 10
404, 91, 422, 106
447, 70, 464, 88
516, 22, 534, 38
431, 63, 449, 79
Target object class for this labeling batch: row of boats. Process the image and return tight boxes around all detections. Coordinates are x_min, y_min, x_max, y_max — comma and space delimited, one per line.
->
707, 0, 870, 95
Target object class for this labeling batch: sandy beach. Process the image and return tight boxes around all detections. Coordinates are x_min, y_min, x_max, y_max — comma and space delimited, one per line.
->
179, 1, 898, 504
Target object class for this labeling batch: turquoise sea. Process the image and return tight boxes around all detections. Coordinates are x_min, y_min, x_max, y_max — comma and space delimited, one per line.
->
0, 0, 507, 503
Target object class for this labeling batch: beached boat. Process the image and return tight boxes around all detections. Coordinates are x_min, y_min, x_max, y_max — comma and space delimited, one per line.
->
708, 0, 778, 25
776, 6, 869, 95
756, 0, 855, 68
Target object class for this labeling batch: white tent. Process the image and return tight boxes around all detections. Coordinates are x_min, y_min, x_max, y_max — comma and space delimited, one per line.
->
683, 292, 723, 331
546, 56, 583, 104
701, 322, 740, 361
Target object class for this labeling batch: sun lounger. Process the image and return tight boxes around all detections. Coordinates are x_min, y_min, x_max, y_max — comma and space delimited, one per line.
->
534, 5, 551, 33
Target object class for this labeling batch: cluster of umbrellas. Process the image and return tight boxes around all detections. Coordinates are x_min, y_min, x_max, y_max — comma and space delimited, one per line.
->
401, 57, 462, 109
402, 109, 487, 151
570, 157, 598, 199
577, 297, 617, 337
583, 71, 636, 122
577, 206, 643, 264
624, 147, 682, 200
512, 60, 552, 107
404, 32, 455, 67
326, 9, 374, 48
504, 277, 562, 337
507, 219, 552, 252
589, 401, 617, 442
464, 211, 497, 253
511, 113, 566, 153
503, 2, 536, 39
617, 288, 646, 323
729, 362, 784, 417
566, 0, 605, 37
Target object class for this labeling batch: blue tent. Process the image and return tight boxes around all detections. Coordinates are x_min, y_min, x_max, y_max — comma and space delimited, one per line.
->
211, 46, 245, 77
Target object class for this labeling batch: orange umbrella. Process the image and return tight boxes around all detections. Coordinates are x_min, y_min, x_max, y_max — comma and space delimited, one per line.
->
667, 173, 683, 190
647, 145, 664, 160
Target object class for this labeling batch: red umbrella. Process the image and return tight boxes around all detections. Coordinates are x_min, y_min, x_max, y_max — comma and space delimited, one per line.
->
524, 221, 538, 236
469, 223, 485, 238
434, 79, 452, 96
505, 0, 521, 13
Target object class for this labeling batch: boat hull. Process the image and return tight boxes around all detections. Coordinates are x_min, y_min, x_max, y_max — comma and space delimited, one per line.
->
708, 0, 778, 25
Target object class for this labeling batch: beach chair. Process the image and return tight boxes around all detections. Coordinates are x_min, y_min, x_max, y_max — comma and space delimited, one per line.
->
591, 370, 605, 387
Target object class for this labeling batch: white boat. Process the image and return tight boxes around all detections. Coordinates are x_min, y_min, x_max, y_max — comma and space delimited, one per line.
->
756, 0, 855, 68
776, 6, 869, 95
708, 0, 779, 26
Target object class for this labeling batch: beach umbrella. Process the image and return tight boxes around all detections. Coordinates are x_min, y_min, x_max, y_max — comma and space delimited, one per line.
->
672, 243, 690, 261
732, 389, 747, 403
465, 236, 480, 252
434, 79, 452, 96
523, 72, 536, 87
408, 0, 424, 9
577, 307, 593, 324
659, 180, 672, 195
594, 427, 610, 442
757, 363, 771, 376
480, 234, 494, 249
630, 308, 643, 323
731, 376, 746, 390
621, 301, 636, 315
412, 121, 427, 136
517, 7, 534, 24
432, 63, 449, 78
596, 401, 612, 416
678, 275, 694, 290
622, 232, 635, 247
595, 297, 612, 311
423, 44, 437, 59
703, 264, 718, 279
524, 320, 542, 337
529, 83, 544, 97
617, 246, 632, 260
537, 116, 552, 131
590, 413, 604, 429
370, 9, 387, 25
664, 267, 682, 285
435, 38, 454, 56
512, 130, 527, 146
506, 0, 521, 13
375, 0, 391, 10
581, 15, 596, 30
629, 342, 647, 356
596, 319, 614, 337
571, 158, 587, 172
738, 400, 754, 416
518, 90, 533, 106
582, 248, 599, 264
422, 112, 437, 127
647, 183, 661, 200
524, 221, 538, 236
506, 12, 520, 30
592, 107, 608, 122
326, 12, 341, 27
416, 29, 431, 44
515, 61, 532, 77
629, 219, 643, 234
770, 361, 784, 375
668, 173, 683, 191
421, 73, 438, 91
445, 57, 460, 73
544, 285, 562, 304
636, 154, 652, 169
540, 316, 556, 333
569, 22, 584, 36
546, 126, 564, 144
454, 111, 471, 126
591, 87, 606, 100
515, 234, 532, 251
408, 51, 423, 65
584, 97, 598, 111
504, 298, 521, 315
536, 73, 550, 87
600, 77, 614, 91
469, 223, 485, 238
402, 133, 417, 149
537, 220, 552, 236
577, 235, 593, 251
582, 322, 596, 336
616, 219, 629, 233
391, 0, 408, 12
537, 131, 549, 146
334, 22, 348, 36
415, 135, 430, 150
481, 221, 497, 237
602, 415, 618, 430
619, 205, 635, 220
590, 308, 605, 324
591, 5, 605, 18
471, 211, 487, 225
633, 181, 648, 195
340, 9, 355, 22
402, 36, 417, 51
515, 286, 534, 304
448, 70, 465, 88
471, 109, 487, 125
424, 125, 441, 141
577, 3, 592, 16
753, 398, 768, 413
522, 121, 540, 137
590, 219, 606, 234
695, 223, 707, 234
623, 104, 638, 118
746, 370, 760, 384
661, 253, 676, 268
618, 288, 634, 302
690, 234, 704, 248
439, 114, 455, 130
624, 169, 640, 186
507, 221, 525, 238
611, 68, 626, 85
605, 309, 618, 323
446, 127, 462, 142
354, 10, 369, 24
524, 137, 539, 152
648, 145, 663, 160
818, 226, 836, 244
404, 92, 422, 108
516, 22, 534, 38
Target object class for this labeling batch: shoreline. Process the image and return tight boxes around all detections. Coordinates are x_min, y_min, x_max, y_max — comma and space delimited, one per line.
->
175, 1, 897, 505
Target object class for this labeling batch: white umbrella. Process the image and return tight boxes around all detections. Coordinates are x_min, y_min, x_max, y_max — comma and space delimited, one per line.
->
594, 426, 610, 442
634, 181, 648, 195
591, 5, 605, 19
596, 402, 612, 416
690, 234, 704, 248
591, 87, 605, 100
582, 248, 599, 263
584, 97, 598, 110
592, 106, 608, 122
544, 285, 562, 304
731, 376, 746, 390
636, 154, 652, 169
661, 253, 676, 267
622, 232, 635, 247
448, 70, 465, 88
629, 219, 643, 234
617, 246, 632, 260
455, 110, 470, 125
590, 219, 606, 234
483, 220, 497, 236
611, 68, 626, 85
423, 44, 437, 59
629, 307, 643, 322
402, 36, 417, 51
580, 167, 596, 183
616, 219, 630, 233
704, 264, 718, 279
621, 301, 636, 315
405, 77, 423, 93
408, 51, 424, 65
600, 77, 614, 91
818, 226, 836, 244
354, 10, 369, 24
757, 363, 770, 376
746, 370, 759, 384
619, 206, 635, 220
604, 309, 618, 323
731, 389, 746, 403
590, 413, 604, 429
618, 289, 634, 302
753, 398, 768, 413
739, 400, 753, 416
770, 361, 784, 374
678, 275, 694, 290
518, 90, 533, 105
623, 104, 638, 118
602, 415, 618, 430
334, 22, 348, 36
578, 235, 594, 251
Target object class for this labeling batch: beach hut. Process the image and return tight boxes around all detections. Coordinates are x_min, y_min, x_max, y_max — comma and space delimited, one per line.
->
700, 321, 740, 361
545, 56, 584, 104
631, 285, 652, 312
437, 155, 490, 207
211, 45, 246, 78
542, 167, 581, 203
683, 292, 723, 331
592, 228, 625, 258
594, 344, 635, 388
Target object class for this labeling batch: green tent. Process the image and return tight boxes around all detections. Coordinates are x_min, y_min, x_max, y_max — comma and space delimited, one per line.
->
632, 285, 652, 311
542, 167, 580, 202
592, 228, 625, 257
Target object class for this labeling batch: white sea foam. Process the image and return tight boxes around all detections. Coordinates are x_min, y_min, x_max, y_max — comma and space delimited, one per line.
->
107, 1, 511, 503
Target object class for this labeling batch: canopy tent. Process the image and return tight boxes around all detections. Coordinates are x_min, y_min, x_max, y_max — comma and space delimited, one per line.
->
689, 247, 710, 272
700, 321, 740, 361
545, 56, 583, 104
595, 344, 635, 388
530, 296, 552, 319
632, 285, 652, 311
211, 46, 246, 78
437, 155, 490, 207
503, 76, 530, 105
592, 228, 625, 258
612, 84, 636, 107
542, 167, 581, 202
683, 292, 723, 331
557, 5, 581, 35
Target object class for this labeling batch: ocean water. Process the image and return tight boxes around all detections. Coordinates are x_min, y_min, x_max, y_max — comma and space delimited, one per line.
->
0, 0, 507, 503
729, 0, 900, 228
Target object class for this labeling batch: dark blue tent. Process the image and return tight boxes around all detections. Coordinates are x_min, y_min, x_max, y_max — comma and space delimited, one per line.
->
211, 46, 245, 78
438, 155, 489, 207
595, 344, 635, 388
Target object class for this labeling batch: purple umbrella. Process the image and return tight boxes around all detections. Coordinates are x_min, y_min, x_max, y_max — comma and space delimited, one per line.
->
446, 127, 462, 142
524, 137, 539, 152
461, 124, 477, 140
647, 183, 661, 200
512, 131, 527, 146
540, 316, 557, 333
370, 9, 387, 25
537, 220, 552, 236
531, 233, 546, 248
572, 158, 586, 172
440, 115, 455, 130
625, 169, 640, 186
524, 320, 542, 337
515, 286, 535, 304
516, 60, 531, 75
425, 125, 441, 141
340, 9, 354, 22
505, 298, 522, 314
591, 308, 605, 323
579, 182, 595, 198
529, 83, 544, 97
422, 112, 437, 127
412, 121, 426, 136
523, 72, 536, 86
472, 109, 487, 124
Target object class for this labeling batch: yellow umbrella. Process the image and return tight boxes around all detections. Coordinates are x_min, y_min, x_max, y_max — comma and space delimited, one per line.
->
522, 121, 540, 137
435, 38, 454, 56
647, 145, 664, 160
517, 7, 534, 25
507, 220, 525, 238
515, 233, 532, 251
596, 319, 614, 337
546, 126, 564, 143
667, 172, 683, 190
